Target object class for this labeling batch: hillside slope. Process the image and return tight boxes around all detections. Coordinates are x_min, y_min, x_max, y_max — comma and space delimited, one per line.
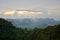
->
0, 18, 60, 40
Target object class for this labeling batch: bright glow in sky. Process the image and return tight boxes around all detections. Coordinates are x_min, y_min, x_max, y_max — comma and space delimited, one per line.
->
17, 11, 42, 16
0, 0, 60, 20
3, 10, 15, 16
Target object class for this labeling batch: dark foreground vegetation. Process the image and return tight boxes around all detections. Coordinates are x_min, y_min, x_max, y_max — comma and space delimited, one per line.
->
0, 18, 60, 40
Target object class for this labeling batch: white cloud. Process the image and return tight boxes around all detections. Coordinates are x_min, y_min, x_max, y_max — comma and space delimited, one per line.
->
3, 10, 15, 16
16, 11, 43, 18
48, 9, 60, 20
0, 9, 60, 20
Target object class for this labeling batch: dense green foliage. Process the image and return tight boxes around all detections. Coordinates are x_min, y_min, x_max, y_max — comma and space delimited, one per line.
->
0, 18, 60, 40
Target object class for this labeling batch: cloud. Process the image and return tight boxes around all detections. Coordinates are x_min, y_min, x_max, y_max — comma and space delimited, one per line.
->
0, 10, 43, 18
16, 10, 43, 18
0, 9, 60, 20
2, 10, 15, 16
0, 10, 2, 14
48, 9, 60, 20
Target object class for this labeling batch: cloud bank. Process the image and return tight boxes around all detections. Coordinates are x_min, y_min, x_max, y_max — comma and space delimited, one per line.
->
0, 10, 44, 18
0, 9, 60, 20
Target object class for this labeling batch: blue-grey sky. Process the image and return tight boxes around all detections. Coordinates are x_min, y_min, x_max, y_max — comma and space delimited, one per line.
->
0, 0, 60, 20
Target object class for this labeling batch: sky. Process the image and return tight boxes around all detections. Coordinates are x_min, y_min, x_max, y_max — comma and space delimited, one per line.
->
0, 0, 60, 20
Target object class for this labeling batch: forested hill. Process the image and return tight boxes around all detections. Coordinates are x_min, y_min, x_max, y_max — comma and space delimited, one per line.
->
0, 18, 60, 40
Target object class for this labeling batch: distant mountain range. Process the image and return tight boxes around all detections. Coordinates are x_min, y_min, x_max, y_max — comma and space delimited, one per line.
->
7, 18, 60, 28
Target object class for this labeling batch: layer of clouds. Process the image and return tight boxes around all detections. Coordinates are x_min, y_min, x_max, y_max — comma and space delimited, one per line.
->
0, 10, 44, 19
0, 8, 60, 20
48, 9, 60, 20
